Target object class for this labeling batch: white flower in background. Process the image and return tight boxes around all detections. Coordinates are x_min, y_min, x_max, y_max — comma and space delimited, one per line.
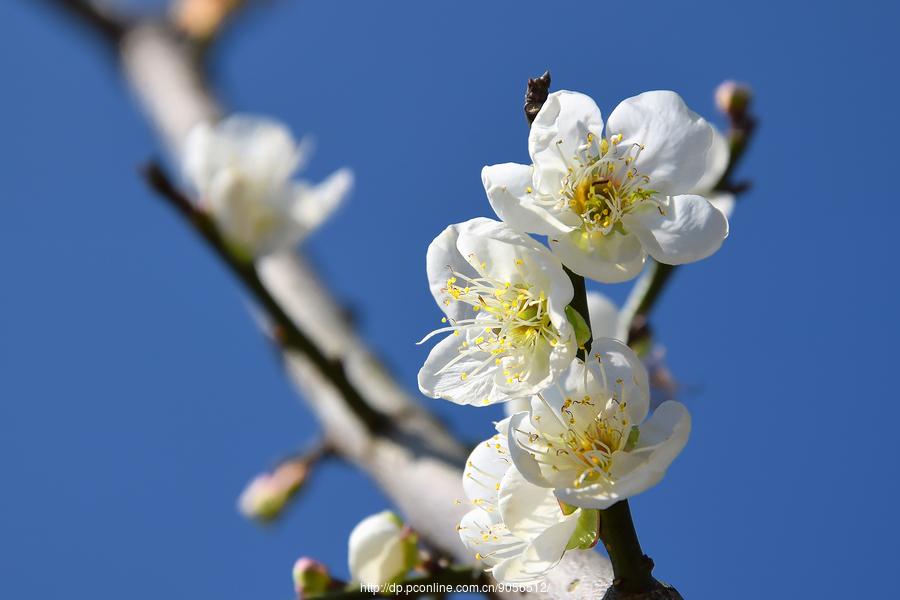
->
183, 115, 353, 256
483, 90, 728, 283
507, 339, 690, 509
348, 511, 418, 586
689, 125, 735, 218
418, 218, 577, 406
458, 418, 585, 584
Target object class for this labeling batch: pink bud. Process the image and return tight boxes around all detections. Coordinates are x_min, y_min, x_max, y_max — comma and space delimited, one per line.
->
715, 80, 752, 117
238, 461, 309, 521
292, 557, 332, 598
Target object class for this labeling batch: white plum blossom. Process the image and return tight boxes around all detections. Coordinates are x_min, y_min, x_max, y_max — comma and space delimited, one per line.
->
482, 90, 728, 283
183, 115, 353, 256
690, 125, 735, 218
418, 218, 576, 406
506, 339, 690, 509
458, 418, 582, 584
348, 511, 418, 587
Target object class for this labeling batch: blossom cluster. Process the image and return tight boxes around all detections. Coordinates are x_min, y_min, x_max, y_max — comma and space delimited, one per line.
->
416, 90, 730, 583
182, 88, 733, 591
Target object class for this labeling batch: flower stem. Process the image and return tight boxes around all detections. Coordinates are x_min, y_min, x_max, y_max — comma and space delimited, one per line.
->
599, 500, 656, 594
565, 268, 659, 595
565, 266, 592, 361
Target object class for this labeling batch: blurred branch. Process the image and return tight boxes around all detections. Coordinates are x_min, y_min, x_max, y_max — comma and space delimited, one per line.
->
142, 161, 390, 431
37, 8, 618, 599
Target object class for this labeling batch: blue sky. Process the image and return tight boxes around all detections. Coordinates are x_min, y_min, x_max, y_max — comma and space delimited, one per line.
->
2, 1, 898, 598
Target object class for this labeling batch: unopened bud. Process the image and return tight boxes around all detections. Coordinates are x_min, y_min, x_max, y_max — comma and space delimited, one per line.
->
715, 80, 752, 118
292, 557, 333, 599
348, 511, 420, 586
238, 460, 308, 522
172, 0, 242, 40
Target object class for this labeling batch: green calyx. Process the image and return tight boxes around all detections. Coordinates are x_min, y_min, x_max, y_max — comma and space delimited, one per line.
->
565, 305, 592, 348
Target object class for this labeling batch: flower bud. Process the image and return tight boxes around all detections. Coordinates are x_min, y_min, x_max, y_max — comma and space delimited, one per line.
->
714, 80, 753, 118
238, 460, 308, 522
292, 557, 332, 599
172, 0, 241, 39
348, 511, 419, 586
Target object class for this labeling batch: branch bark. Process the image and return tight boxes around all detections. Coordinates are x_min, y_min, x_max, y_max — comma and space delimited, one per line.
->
41, 7, 616, 599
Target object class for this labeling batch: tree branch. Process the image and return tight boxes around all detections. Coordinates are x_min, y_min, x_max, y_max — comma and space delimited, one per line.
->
142, 161, 390, 431
37, 10, 619, 598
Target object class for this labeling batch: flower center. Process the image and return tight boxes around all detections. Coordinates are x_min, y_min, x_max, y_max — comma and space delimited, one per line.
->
423, 256, 564, 390
553, 395, 633, 486
560, 134, 658, 235
519, 357, 641, 488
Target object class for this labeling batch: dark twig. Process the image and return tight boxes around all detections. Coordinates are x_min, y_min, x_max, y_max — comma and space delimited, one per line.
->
141, 161, 390, 431
43, 0, 128, 44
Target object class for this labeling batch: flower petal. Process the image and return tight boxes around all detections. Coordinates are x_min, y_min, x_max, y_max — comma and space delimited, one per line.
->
498, 467, 565, 541
459, 508, 525, 568
550, 230, 646, 283
214, 115, 301, 186
606, 91, 712, 195
425, 222, 484, 323
708, 191, 736, 219
417, 334, 503, 405
490, 512, 579, 584
588, 338, 651, 426
182, 120, 217, 197
482, 163, 572, 236
586, 291, 621, 341
289, 167, 353, 234
554, 401, 690, 509
528, 91, 604, 196
455, 218, 571, 297
623, 194, 728, 265
506, 412, 553, 487
691, 124, 730, 194
503, 397, 532, 418
348, 511, 407, 586
463, 431, 511, 507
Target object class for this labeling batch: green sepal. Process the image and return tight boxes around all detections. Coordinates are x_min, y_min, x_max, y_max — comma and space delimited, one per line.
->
565, 305, 592, 349
557, 499, 579, 516
624, 426, 641, 452
566, 509, 601, 550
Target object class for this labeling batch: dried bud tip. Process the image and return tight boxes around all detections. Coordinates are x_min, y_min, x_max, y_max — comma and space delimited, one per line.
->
715, 80, 753, 118
524, 70, 552, 125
